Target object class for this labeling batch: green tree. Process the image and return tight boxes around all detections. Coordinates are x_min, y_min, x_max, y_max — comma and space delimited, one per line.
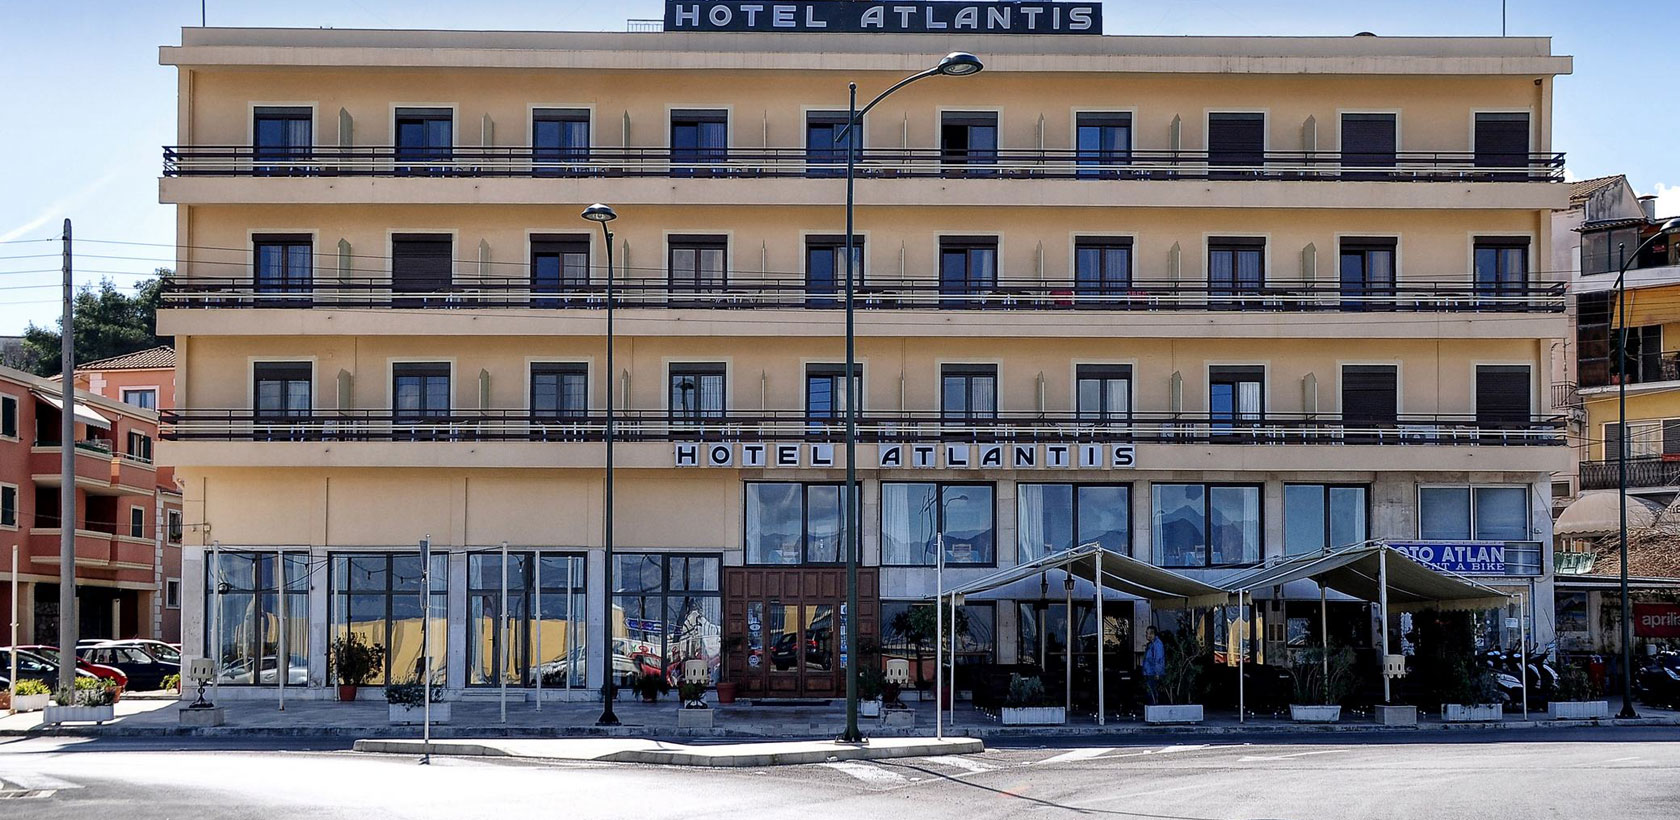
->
20, 273, 171, 377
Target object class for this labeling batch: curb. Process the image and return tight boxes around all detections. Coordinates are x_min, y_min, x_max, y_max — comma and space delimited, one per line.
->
350, 737, 987, 767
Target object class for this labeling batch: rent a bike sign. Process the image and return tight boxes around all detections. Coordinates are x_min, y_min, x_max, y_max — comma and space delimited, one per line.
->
1388, 541, 1544, 576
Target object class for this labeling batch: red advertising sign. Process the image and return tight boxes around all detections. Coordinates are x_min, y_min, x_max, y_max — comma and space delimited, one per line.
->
1634, 603, 1680, 638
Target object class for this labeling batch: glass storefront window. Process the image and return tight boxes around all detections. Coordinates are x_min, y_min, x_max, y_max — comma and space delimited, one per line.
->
881, 601, 995, 689
466, 552, 587, 688
745, 482, 849, 565
1473, 487, 1528, 541
1419, 486, 1529, 542
1153, 484, 1262, 568
881, 482, 994, 566
1284, 484, 1369, 555
204, 551, 307, 686
613, 553, 721, 686
1419, 487, 1472, 540
329, 552, 448, 686
1018, 484, 1131, 562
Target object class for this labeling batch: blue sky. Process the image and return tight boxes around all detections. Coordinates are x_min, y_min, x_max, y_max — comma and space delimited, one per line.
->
2, 0, 1676, 334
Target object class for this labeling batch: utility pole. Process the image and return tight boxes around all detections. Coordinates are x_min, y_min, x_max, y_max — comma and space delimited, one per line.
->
58, 218, 78, 697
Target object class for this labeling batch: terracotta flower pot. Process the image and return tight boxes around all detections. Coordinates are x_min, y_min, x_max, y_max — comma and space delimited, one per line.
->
338, 684, 359, 702
715, 681, 738, 704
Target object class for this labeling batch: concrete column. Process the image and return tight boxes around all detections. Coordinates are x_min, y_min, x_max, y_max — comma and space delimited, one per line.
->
181, 544, 205, 681
586, 547, 607, 692
307, 545, 329, 689
1262, 478, 1286, 561
446, 548, 468, 690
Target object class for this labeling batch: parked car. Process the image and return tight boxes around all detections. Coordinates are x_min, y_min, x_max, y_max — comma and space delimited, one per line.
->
83, 639, 182, 665
12, 644, 129, 688
78, 643, 179, 691
0, 648, 99, 688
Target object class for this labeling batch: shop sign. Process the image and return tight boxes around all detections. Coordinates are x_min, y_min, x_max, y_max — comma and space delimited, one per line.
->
1634, 603, 1680, 638
664, 1, 1101, 34
1389, 541, 1538, 576
674, 441, 1136, 469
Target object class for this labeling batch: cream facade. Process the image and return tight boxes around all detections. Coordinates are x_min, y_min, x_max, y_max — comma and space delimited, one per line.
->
161, 28, 1571, 705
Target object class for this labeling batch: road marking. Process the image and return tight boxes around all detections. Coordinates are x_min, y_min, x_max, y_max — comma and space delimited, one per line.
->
1152, 744, 1211, 754
915, 755, 996, 774
1238, 749, 1349, 762
0, 773, 81, 791
820, 761, 909, 786
1602, 756, 1642, 764
1039, 747, 1115, 765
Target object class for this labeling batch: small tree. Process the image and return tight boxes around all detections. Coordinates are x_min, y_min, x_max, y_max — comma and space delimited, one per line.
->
329, 633, 386, 687
887, 604, 968, 691
1161, 632, 1208, 706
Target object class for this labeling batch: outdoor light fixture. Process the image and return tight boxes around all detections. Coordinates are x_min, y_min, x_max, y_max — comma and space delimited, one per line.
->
936, 52, 984, 76
582, 202, 620, 726
582, 203, 618, 223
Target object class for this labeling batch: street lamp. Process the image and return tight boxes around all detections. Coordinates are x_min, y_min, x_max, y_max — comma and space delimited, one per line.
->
582, 202, 620, 726
931, 490, 969, 742
838, 50, 983, 746
1612, 216, 1680, 719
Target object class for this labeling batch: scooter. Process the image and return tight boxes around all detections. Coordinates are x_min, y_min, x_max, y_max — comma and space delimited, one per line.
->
1635, 651, 1680, 708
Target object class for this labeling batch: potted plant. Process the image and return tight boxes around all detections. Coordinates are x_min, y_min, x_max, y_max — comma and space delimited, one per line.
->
1547, 665, 1610, 720
1288, 645, 1356, 723
161, 673, 182, 694
858, 665, 886, 718
330, 634, 385, 702
1147, 633, 1207, 724
1001, 674, 1066, 725
11, 679, 52, 712
632, 672, 670, 703
676, 680, 713, 728
716, 636, 744, 704
45, 677, 117, 724
1442, 661, 1504, 723
888, 605, 967, 701
385, 679, 449, 725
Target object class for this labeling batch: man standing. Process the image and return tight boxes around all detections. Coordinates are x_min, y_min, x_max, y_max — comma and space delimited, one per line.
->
1142, 626, 1166, 705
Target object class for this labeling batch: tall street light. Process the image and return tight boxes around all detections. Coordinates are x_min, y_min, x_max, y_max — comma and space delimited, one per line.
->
1611, 216, 1680, 719
582, 202, 620, 726
837, 52, 982, 744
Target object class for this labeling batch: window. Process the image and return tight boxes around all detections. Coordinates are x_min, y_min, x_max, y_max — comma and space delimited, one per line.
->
745, 482, 850, 564
1076, 113, 1132, 178
1340, 113, 1397, 179
1339, 237, 1396, 306
2, 394, 19, 438
881, 482, 995, 566
392, 363, 451, 430
884, 600, 996, 667
1473, 237, 1529, 299
466, 552, 588, 687
1340, 365, 1398, 431
613, 553, 721, 685
165, 578, 181, 610
1419, 486, 1530, 541
804, 236, 862, 307
390, 234, 452, 307
1207, 112, 1265, 174
1209, 237, 1265, 296
1284, 484, 1368, 555
530, 235, 590, 307
254, 362, 311, 421
1475, 365, 1531, 428
668, 235, 727, 296
1076, 365, 1132, 422
1474, 112, 1530, 179
805, 111, 855, 178
1209, 366, 1264, 430
530, 363, 588, 419
252, 234, 313, 299
938, 236, 997, 306
805, 364, 860, 424
941, 364, 997, 421
0, 484, 16, 528
1074, 237, 1132, 296
1152, 483, 1262, 568
394, 107, 453, 169
1018, 483, 1131, 561
531, 108, 590, 171
1577, 292, 1614, 388
670, 109, 728, 175
121, 388, 158, 410
1606, 324, 1666, 386
129, 506, 145, 539
167, 509, 182, 543
1604, 420, 1664, 462
941, 111, 998, 176
253, 106, 312, 166
669, 363, 726, 422
1581, 226, 1647, 277
329, 552, 447, 686
126, 431, 153, 462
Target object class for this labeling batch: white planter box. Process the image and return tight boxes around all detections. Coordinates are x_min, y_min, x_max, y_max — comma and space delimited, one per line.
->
881, 708, 915, 728
1375, 705, 1418, 727
1442, 703, 1502, 723
1289, 704, 1342, 723
13, 693, 50, 713
1547, 700, 1610, 720
388, 702, 451, 725
1145, 704, 1204, 724
1001, 706, 1066, 725
859, 699, 883, 718
43, 704, 115, 724
677, 707, 714, 728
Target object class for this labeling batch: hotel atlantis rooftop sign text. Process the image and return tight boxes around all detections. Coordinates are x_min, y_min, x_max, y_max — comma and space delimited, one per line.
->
677, 442, 1136, 469
665, 1, 1101, 34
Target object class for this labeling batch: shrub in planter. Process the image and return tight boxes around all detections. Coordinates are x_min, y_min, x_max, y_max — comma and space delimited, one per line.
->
1146, 633, 1208, 724
12, 679, 52, 712
57, 676, 119, 707
330, 634, 386, 702
386, 678, 449, 724
678, 680, 709, 709
1547, 665, 1609, 720
1287, 645, 1356, 722
1441, 662, 1505, 722
161, 673, 182, 693
1001, 674, 1066, 725
632, 673, 671, 703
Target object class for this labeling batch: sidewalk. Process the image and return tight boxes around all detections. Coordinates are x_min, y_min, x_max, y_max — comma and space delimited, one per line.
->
5, 695, 1678, 739
352, 736, 984, 766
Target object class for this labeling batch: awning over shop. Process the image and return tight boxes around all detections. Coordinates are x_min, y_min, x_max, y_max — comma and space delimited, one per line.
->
33, 390, 112, 430
933, 544, 1229, 610
1554, 490, 1663, 539
1219, 543, 1510, 612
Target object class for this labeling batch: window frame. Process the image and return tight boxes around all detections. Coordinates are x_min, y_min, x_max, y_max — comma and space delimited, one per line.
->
667, 234, 729, 295
167, 508, 183, 544
1151, 482, 1265, 569
804, 110, 856, 178
1206, 111, 1266, 172
389, 233, 454, 306
530, 107, 591, 169
165, 577, 182, 610
1016, 482, 1133, 561
743, 481, 852, 566
252, 105, 313, 165
1075, 364, 1133, 423
803, 235, 863, 306
1416, 484, 1532, 542
128, 505, 146, 539
251, 233, 314, 297
1472, 235, 1531, 297
120, 388, 159, 410
252, 361, 313, 422
937, 235, 999, 305
126, 430, 154, 463
1208, 365, 1266, 428
668, 362, 728, 423
327, 551, 448, 686
1, 393, 19, 439
1073, 236, 1134, 296
880, 481, 998, 567
1282, 483, 1371, 556
1337, 236, 1397, 305
940, 363, 999, 421
804, 363, 862, 424
1207, 236, 1267, 296
528, 362, 590, 420
390, 361, 453, 422
1074, 111, 1134, 178
528, 234, 592, 307
0, 482, 17, 529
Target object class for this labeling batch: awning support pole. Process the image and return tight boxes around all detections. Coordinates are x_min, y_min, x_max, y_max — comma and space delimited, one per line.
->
949, 585, 958, 729
1064, 569, 1073, 715
935, 529, 944, 741
1094, 563, 1105, 726
277, 549, 286, 712
1320, 581, 1330, 705
1378, 546, 1391, 705
1238, 590, 1246, 724
1519, 588, 1529, 721
499, 540, 508, 723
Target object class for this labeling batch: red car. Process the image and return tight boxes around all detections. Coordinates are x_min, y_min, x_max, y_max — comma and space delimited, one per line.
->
12, 644, 130, 689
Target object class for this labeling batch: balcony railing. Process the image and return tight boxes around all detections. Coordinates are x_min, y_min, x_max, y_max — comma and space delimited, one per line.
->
162, 145, 1567, 182
162, 409, 1566, 446
160, 275, 1567, 313
1579, 456, 1680, 491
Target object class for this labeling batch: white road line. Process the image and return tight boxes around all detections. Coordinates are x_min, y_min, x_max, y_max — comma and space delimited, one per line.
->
915, 755, 996, 773
1153, 744, 1211, 755
1039, 747, 1115, 765
0, 773, 81, 791
1602, 756, 1642, 764
820, 761, 910, 786
1238, 749, 1349, 762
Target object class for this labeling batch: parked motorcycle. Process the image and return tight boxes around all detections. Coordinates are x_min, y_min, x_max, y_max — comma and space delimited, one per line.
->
1634, 651, 1680, 709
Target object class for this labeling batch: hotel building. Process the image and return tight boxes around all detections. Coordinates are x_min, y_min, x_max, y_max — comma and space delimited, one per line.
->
160, 25, 1571, 703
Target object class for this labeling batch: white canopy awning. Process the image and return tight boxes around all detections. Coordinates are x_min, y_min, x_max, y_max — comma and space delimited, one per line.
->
33, 391, 111, 430
932, 544, 1229, 610
1219, 543, 1510, 612
1554, 490, 1663, 538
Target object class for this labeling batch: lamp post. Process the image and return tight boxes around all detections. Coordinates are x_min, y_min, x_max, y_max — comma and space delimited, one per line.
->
838, 50, 982, 746
582, 203, 620, 726
931, 489, 969, 741
1611, 216, 1680, 719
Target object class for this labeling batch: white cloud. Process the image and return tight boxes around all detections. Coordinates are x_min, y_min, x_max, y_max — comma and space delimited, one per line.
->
1651, 183, 1680, 220
0, 170, 118, 243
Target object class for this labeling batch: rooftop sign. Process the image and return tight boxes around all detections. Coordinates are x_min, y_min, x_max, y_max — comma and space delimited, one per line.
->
664, 2, 1102, 34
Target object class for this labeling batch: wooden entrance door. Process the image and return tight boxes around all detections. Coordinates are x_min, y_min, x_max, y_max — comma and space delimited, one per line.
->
724, 567, 877, 698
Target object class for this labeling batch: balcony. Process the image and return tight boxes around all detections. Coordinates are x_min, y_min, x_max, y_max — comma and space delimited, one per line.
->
28, 526, 116, 566
162, 409, 1566, 447
29, 439, 118, 491
1579, 456, 1680, 491
111, 452, 158, 491
162, 145, 1567, 183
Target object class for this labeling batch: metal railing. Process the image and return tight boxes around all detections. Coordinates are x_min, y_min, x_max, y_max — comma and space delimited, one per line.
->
1579, 456, 1680, 490
161, 408, 1566, 446
162, 145, 1567, 182
159, 275, 1567, 313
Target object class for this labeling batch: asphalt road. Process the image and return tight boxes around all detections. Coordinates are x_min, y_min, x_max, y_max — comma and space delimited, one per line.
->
2, 729, 1677, 819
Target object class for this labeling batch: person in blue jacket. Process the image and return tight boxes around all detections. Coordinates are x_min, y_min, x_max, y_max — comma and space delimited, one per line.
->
1142, 626, 1167, 705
